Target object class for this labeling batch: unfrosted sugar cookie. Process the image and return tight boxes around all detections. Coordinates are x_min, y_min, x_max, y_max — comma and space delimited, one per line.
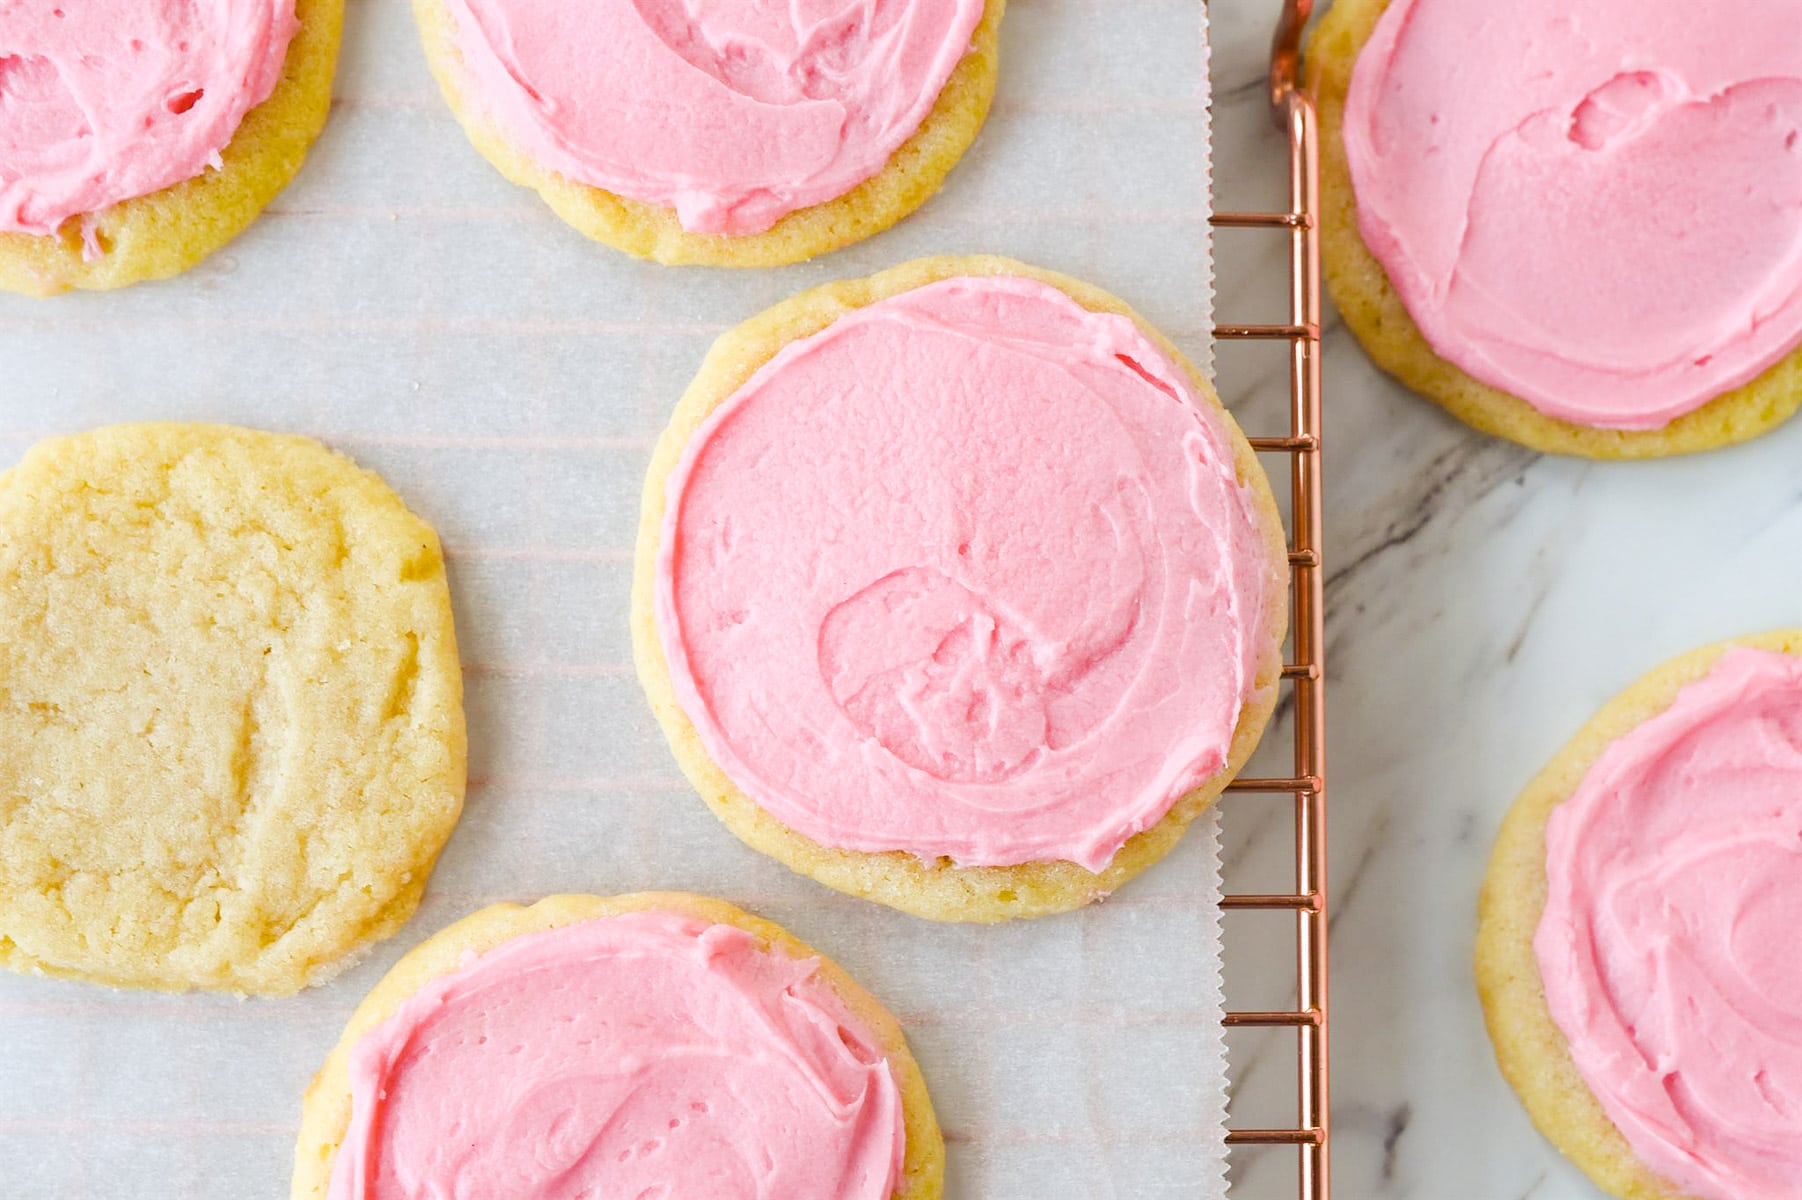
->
634, 256, 1290, 922
1478, 631, 1802, 1200
1310, 0, 1802, 457
0, 424, 465, 994
0, 0, 343, 295
292, 893, 943, 1200
413, 0, 1003, 266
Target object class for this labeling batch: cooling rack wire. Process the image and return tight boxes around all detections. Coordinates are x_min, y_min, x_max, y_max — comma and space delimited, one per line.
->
0, 4, 1323, 1192
1212, 1, 1329, 1196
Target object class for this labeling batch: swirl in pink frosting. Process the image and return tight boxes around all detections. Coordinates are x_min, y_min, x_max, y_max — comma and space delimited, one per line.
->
0, 0, 298, 238
1537, 648, 1802, 1200
442, 0, 986, 236
328, 909, 905, 1200
1342, 0, 1802, 430
655, 275, 1276, 871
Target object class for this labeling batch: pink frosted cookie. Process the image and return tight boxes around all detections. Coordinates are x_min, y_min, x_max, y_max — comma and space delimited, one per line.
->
1480, 631, 1802, 1200
413, 0, 1004, 266
634, 256, 1290, 922
1311, 0, 1802, 456
292, 894, 942, 1200
0, 0, 343, 294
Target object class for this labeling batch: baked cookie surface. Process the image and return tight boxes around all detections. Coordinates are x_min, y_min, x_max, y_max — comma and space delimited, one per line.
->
1309, 0, 1802, 458
292, 892, 943, 1200
1477, 630, 1802, 1200
0, 0, 344, 297
412, 0, 1003, 266
633, 255, 1289, 922
0, 424, 465, 994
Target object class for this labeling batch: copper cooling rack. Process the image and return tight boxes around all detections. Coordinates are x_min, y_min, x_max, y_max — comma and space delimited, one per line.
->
1213, 2, 1330, 1197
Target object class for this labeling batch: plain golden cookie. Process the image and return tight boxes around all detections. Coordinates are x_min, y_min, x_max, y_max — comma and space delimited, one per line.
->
411, 0, 1003, 267
1307, 0, 1802, 459
0, 0, 344, 297
0, 423, 466, 994
1476, 629, 1802, 1200
632, 255, 1290, 923
292, 891, 944, 1200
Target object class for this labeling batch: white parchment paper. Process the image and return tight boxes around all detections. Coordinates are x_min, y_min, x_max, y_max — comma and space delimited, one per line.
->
0, 1, 1224, 1195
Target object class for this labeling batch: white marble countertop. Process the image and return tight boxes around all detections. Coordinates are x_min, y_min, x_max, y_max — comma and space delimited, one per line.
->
1210, 3, 1802, 1198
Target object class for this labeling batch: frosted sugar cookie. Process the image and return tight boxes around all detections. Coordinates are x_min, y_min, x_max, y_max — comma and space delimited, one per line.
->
0, 0, 343, 296
0, 424, 465, 994
634, 256, 1290, 922
1310, 0, 1802, 457
293, 893, 942, 1200
412, 0, 1003, 266
1478, 631, 1802, 1200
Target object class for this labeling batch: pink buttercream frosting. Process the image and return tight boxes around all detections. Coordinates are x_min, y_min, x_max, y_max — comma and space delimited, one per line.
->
328, 909, 906, 1200
1537, 648, 1802, 1200
1342, 0, 1802, 430
655, 275, 1275, 872
0, 0, 298, 238
442, 0, 986, 236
